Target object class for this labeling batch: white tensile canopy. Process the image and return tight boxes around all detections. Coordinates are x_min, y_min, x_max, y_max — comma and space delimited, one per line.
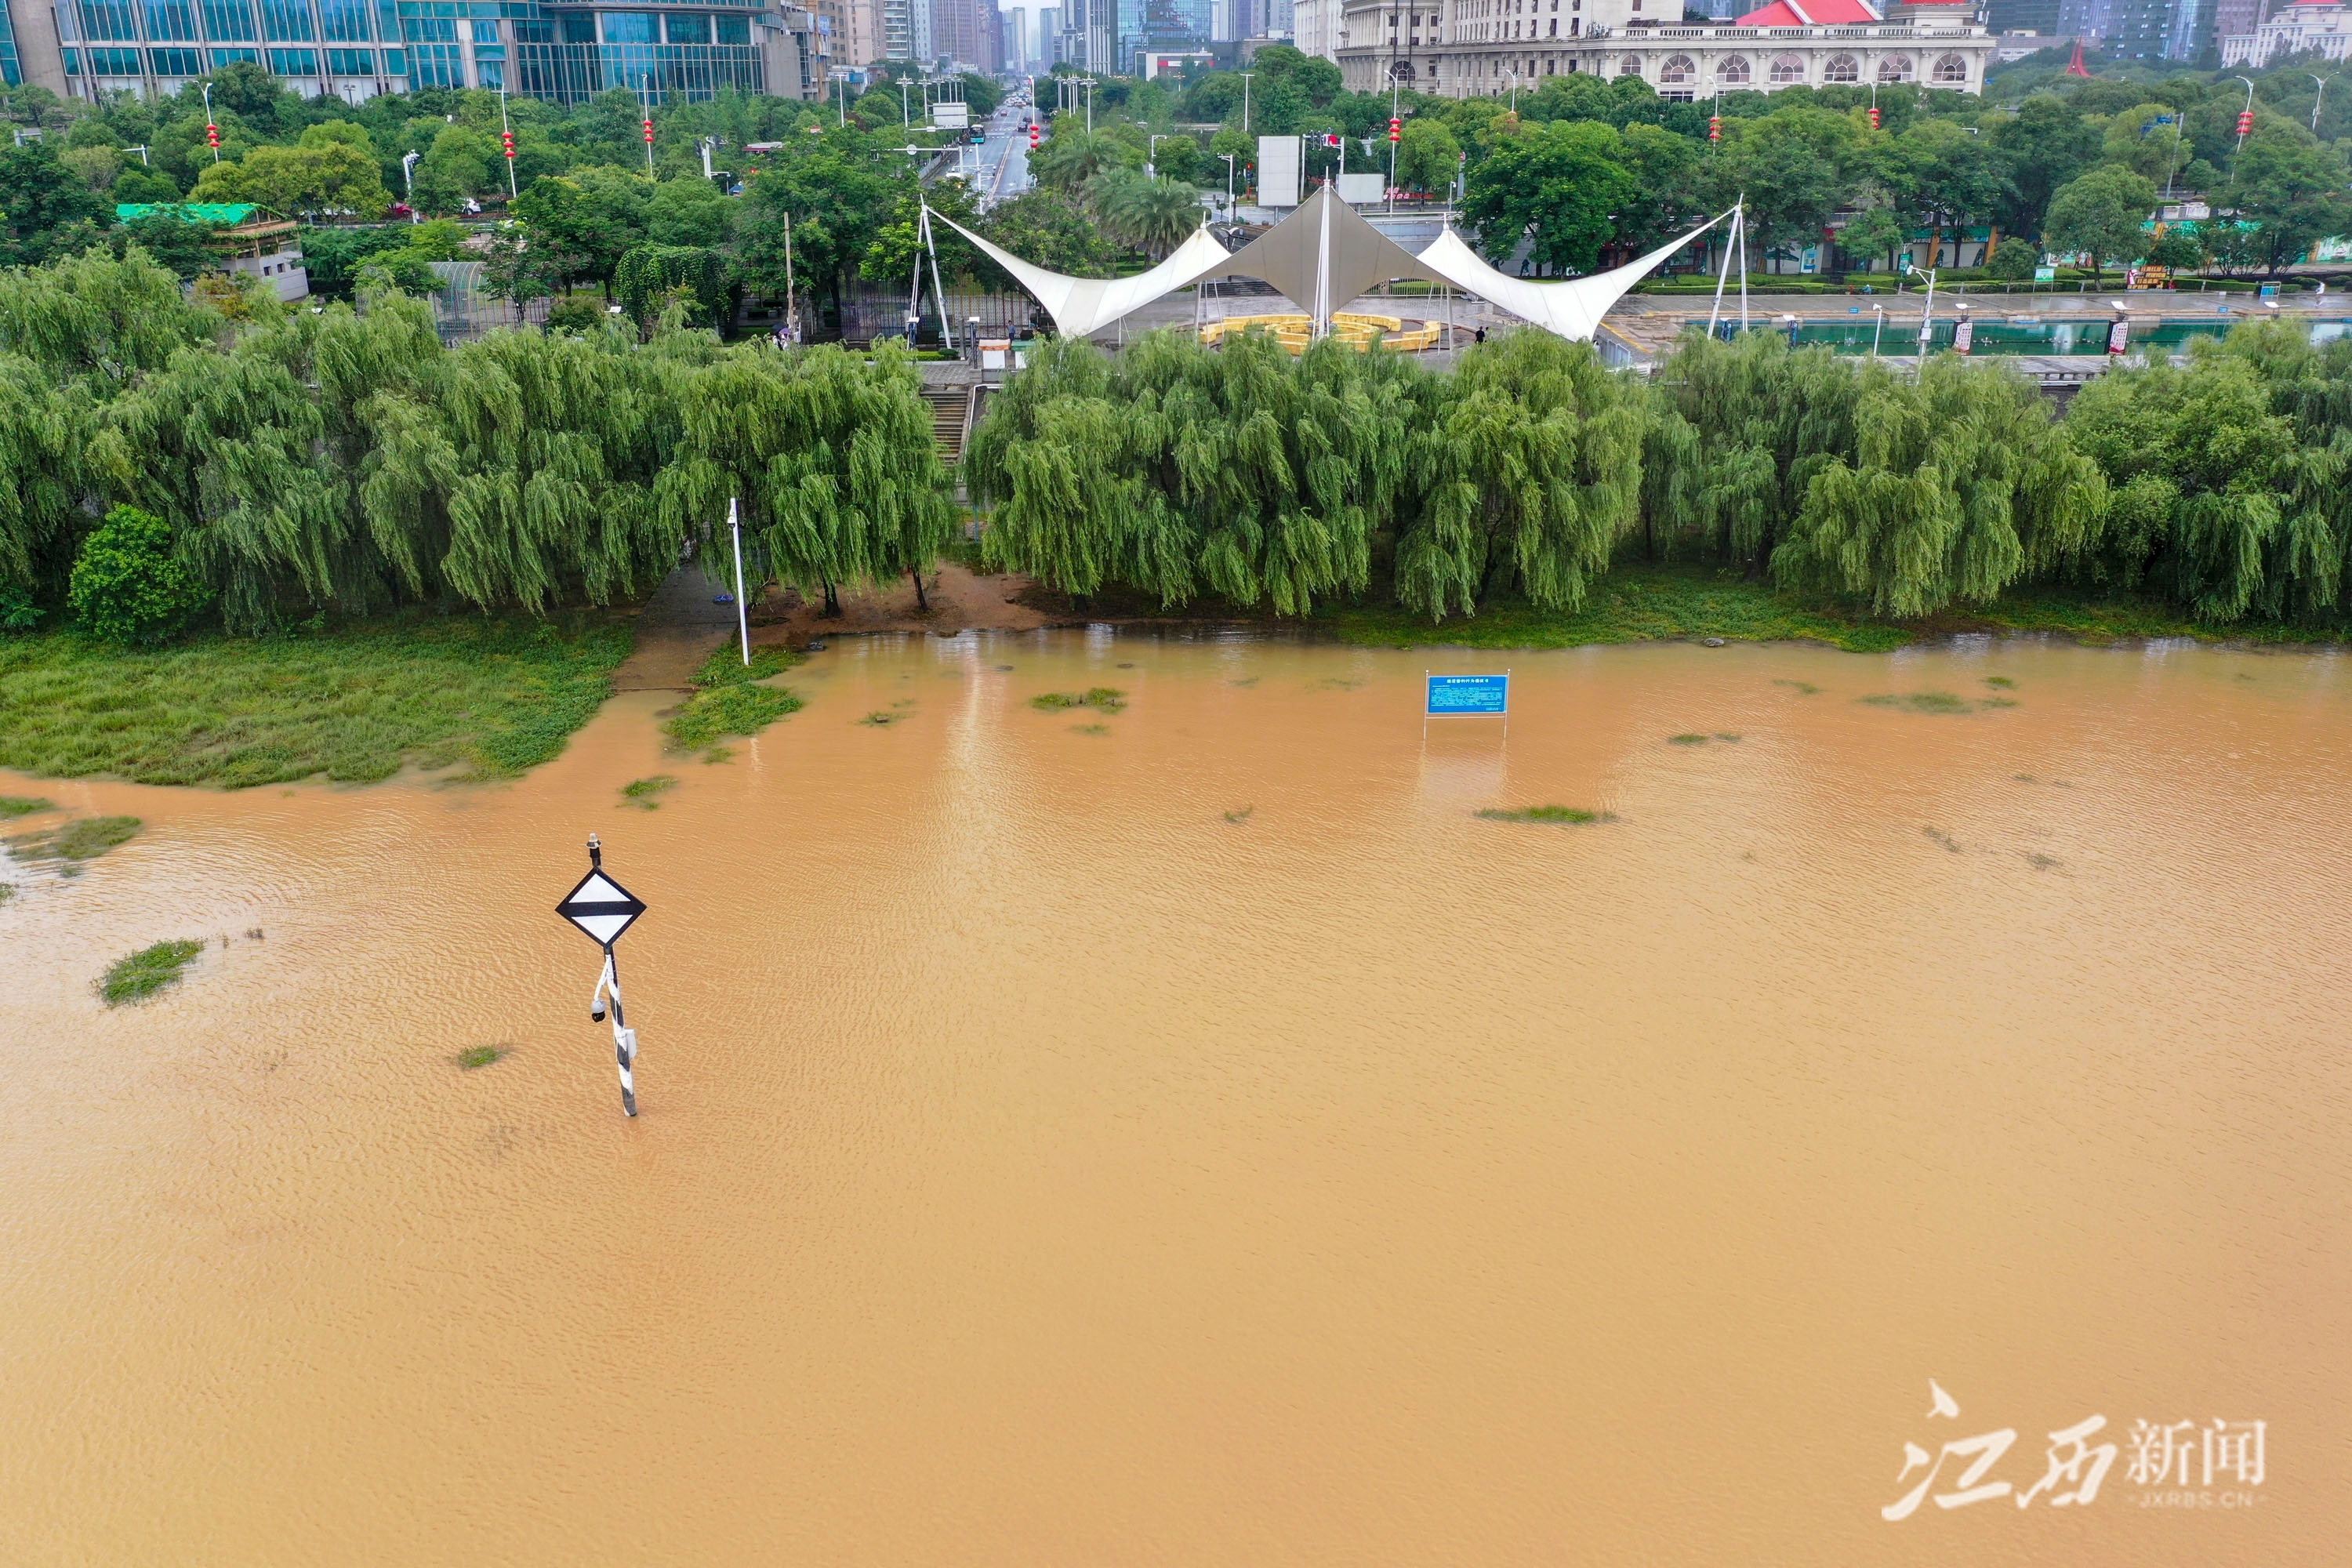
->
927, 187, 1730, 345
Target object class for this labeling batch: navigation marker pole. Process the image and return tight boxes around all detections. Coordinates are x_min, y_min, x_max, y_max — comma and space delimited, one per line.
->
556, 833, 650, 1116
729, 495, 750, 666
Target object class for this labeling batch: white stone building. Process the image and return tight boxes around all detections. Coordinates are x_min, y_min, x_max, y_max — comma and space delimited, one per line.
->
2220, 0, 2352, 67
1330, 0, 1994, 99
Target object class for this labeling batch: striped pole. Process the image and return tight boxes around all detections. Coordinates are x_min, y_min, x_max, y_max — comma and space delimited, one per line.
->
594, 950, 639, 1117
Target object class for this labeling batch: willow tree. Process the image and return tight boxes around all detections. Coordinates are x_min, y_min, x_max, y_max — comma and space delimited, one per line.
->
1394, 331, 1643, 621
967, 330, 1419, 615
0, 246, 223, 390
89, 333, 343, 632
2060, 339, 2339, 623
0, 354, 89, 597
1640, 330, 1871, 570
1773, 355, 2105, 619
434, 323, 688, 615
659, 339, 953, 613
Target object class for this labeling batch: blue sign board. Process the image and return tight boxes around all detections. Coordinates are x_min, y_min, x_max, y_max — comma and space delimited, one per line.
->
1426, 673, 1509, 715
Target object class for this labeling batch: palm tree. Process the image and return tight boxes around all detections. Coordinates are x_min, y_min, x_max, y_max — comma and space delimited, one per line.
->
1030, 130, 1136, 198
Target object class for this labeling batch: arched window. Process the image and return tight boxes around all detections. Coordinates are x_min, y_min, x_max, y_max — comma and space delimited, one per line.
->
1619, 54, 1644, 75
1877, 53, 1914, 82
1769, 53, 1805, 82
1716, 55, 1751, 84
1823, 53, 1859, 82
1660, 53, 1695, 84
1931, 52, 1969, 83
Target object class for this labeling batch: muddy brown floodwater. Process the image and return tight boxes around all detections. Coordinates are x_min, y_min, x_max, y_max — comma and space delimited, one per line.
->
2, 632, 2347, 1566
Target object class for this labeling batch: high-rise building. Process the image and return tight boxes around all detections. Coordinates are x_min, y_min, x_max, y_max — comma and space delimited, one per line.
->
1034, 3, 1058, 62
1987, 0, 2063, 32
14, 0, 823, 105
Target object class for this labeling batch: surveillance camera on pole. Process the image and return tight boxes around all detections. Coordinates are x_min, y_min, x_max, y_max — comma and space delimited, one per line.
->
556, 833, 649, 1116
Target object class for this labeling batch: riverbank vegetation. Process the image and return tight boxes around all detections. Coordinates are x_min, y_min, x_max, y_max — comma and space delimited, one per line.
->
0, 615, 629, 786
976, 321, 2352, 641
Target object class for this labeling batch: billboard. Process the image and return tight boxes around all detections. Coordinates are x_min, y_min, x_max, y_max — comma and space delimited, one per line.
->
932, 101, 970, 129
1335, 172, 1383, 205
1258, 134, 1301, 208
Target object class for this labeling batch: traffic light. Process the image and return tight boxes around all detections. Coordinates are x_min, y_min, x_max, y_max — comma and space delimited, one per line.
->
1322, 131, 1341, 147
2237, 108, 2255, 136
1867, 106, 1880, 130
1708, 115, 1722, 142
500, 129, 516, 161
1388, 116, 1402, 143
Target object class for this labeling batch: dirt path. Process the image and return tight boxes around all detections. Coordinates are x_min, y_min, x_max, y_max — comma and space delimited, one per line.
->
750, 562, 1054, 646
610, 565, 742, 691
613, 561, 1057, 688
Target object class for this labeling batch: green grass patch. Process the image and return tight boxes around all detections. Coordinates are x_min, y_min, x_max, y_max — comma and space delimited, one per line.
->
0, 613, 632, 788
1712, 732, 1741, 742
0, 882, 14, 903
1476, 805, 1616, 824
1861, 691, 1973, 714
621, 775, 677, 808
456, 1044, 506, 1069
1984, 676, 2017, 689
690, 642, 799, 688
99, 938, 202, 1005
1668, 733, 1708, 745
8, 814, 140, 862
663, 683, 803, 752
1318, 566, 1913, 654
0, 795, 53, 817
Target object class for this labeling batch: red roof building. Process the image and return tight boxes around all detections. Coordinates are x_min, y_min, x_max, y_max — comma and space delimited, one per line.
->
1734, 0, 1881, 22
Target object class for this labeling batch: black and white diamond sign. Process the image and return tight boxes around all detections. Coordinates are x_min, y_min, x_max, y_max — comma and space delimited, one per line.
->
557, 866, 646, 948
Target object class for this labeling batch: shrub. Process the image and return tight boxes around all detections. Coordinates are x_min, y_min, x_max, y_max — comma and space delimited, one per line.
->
1984, 239, 2039, 281
67, 506, 212, 645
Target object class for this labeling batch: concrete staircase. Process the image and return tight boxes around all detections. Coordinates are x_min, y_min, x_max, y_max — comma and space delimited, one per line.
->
920, 387, 967, 462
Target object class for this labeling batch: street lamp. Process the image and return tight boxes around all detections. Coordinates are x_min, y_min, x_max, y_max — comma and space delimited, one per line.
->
1239, 71, 1254, 136
401, 149, 421, 222
1220, 151, 1236, 216
1871, 303, 1885, 358
2314, 74, 2336, 133
1907, 260, 1937, 352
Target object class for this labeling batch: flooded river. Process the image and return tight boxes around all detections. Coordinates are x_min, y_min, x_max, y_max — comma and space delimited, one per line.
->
2, 631, 2346, 1565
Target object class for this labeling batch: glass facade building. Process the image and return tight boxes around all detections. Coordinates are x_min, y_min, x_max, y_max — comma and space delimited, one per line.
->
36, 0, 815, 103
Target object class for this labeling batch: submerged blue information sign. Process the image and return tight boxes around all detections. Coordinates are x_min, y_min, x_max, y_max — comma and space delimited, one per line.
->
1426, 673, 1509, 716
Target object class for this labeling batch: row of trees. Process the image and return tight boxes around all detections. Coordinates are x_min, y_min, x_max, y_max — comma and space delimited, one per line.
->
971, 321, 2352, 630
4, 242, 2350, 641
0, 249, 953, 637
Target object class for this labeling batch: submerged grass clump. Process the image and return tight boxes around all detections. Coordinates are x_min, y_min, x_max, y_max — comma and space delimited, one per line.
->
0, 795, 53, 818
1668, 733, 1708, 746
664, 684, 802, 753
456, 1045, 506, 1070
1031, 687, 1127, 715
690, 643, 799, 689
8, 814, 140, 862
1771, 679, 1821, 695
1924, 826, 1962, 853
1071, 722, 1110, 736
99, 938, 202, 1005
621, 775, 677, 808
0, 882, 14, 903
1477, 805, 1617, 825
858, 710, 906, 727
1984, 676, 2017, 689
1861, 691, 1974, 715
1223, 806, 1254, 824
